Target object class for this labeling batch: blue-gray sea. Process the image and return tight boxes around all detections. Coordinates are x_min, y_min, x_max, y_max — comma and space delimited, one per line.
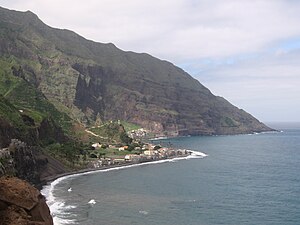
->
42, 122, 300, 225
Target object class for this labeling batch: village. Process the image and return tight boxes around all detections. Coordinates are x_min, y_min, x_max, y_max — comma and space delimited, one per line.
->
89, 142, 192, 168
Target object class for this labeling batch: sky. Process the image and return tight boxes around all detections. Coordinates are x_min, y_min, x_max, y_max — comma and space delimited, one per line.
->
1, 0, 300, 122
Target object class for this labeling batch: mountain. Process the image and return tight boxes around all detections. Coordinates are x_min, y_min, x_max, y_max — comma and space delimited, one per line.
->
0, 6, 273, 136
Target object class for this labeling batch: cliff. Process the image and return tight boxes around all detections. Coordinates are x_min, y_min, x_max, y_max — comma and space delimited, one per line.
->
0, 91, 69, 187
0, 176, 53, 225
0, 6, 273, 135
0, 139, 67, 188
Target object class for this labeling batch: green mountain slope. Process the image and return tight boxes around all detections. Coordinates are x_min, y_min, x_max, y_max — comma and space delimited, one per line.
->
0, 6, 273, 136
0, 62, 69, 147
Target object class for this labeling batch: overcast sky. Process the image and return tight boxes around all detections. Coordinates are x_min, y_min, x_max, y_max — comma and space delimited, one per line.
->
1, 0, 300, 122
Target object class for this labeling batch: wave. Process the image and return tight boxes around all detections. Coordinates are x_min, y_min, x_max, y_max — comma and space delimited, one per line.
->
139, 210, 149, 215
149, 135, 192, 141
44, 200, 76, 225
88, 199, 96, 205
187, 150, 208, 159
149, 136, 169, 140
41, 150, 207, 225
41, 179, 77, 225
246, 130, 282, 136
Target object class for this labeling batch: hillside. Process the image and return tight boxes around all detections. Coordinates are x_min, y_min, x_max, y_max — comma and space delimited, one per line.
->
0, 6, 273, 136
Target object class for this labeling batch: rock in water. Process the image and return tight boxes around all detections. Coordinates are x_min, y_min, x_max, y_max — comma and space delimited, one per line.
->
0, 176, 53, 225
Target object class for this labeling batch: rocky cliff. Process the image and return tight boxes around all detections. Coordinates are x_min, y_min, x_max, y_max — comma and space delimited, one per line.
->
0, 92, 69, 187
0, 6, 273, 135
0, 176, 53, 225
0, 139, 67, 188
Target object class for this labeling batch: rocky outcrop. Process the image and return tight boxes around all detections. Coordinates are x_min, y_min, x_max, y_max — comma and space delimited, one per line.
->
0, 118, 19, 149
73, 63, 108, 123
8, 139, 40, 185
0, 139, 67, 188
0, 176, 53, 225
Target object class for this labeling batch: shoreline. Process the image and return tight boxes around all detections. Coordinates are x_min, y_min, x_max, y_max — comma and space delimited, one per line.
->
40, 150, 203, 190
40, 150, 207, 225
147, 130, 280, 141
40, 161, 137, 188
39, 130, 278, 190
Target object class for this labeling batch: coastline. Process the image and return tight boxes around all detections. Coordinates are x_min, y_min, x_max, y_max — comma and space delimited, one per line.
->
40, 150, 207, 225
148, 130, 279, 140
38, 124, 300, 225
41, 150, 205, 188
39, 130, 279, 190
40, 161, 137, 188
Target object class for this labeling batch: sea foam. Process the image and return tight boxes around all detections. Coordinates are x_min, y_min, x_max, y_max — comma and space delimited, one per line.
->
41, 177, 77, 225
88, 199, 96, 205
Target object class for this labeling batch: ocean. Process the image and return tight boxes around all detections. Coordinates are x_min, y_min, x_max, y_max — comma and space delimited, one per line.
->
42, 123, 300, 225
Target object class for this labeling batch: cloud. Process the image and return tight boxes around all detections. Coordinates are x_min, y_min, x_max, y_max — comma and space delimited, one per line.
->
2, 0, 300, 60
197, 49, 300, 122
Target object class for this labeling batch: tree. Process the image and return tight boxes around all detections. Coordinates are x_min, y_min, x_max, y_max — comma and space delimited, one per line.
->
154, 145, 161, 150
120, 132, 132, 145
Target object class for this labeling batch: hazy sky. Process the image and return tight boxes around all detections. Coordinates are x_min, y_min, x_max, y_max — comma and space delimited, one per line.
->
1, 0, 300, 122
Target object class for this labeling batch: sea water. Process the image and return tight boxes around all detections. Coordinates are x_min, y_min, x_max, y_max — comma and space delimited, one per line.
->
42, 123, 300, 225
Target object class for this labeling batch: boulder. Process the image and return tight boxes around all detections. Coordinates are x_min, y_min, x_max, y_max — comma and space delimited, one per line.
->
0, 176, 53, 225
0, 176, 39, 210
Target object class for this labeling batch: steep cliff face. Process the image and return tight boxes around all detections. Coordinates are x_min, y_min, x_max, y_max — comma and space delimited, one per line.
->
0, 139, 67, 188
0, 7, 273, 135
8, 140, 40, 184
73, 63, 108, 123
0, 176, 53, 225
0, 118, 18, 148
0, 106, 68, 186
72, 63, 271, 135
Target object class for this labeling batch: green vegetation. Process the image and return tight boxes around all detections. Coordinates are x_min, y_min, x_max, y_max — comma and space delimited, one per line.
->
88, 146, 142, 160
0, 95, 25, 128
120, 120, 141, 132
88, 121, 132, 144
0, 60, 77, 137
120, 132, 132, 145
44, 142, 87, 169
0, 58, 84, 166
221, 117, 239, 127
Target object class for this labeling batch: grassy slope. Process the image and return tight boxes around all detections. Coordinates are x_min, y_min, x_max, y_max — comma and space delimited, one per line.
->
0, 95, 25, 128
0, 59, 73, 132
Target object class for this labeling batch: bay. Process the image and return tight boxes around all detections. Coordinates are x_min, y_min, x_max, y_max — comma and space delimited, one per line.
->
43, 123, 300, 225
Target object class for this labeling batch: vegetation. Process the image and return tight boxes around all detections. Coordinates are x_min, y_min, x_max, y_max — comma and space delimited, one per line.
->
120, 121, 141, 132
88, 147, 143, 160
88, 121, 132, 144
44, 142, 89, 169
221, 117, 239, 127
0, 95, 25, 128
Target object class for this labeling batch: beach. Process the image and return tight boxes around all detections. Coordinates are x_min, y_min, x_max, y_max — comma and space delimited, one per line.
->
41, 150, 207, 224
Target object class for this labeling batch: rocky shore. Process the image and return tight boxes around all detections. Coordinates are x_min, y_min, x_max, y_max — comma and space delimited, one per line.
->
0, 139, 68, 190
